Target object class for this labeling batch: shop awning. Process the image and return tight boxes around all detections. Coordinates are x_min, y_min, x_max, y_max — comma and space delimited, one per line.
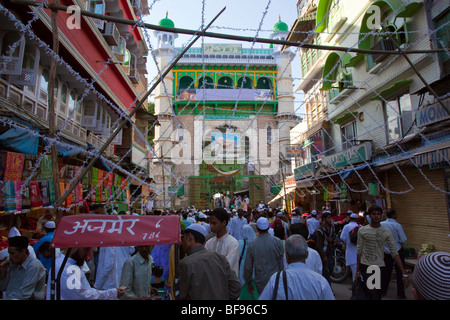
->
284, 12, 317, 49
0, 117, 40, 155
338, 162, 371, 179
333, 112, 359, 125
413, 140, 450, 166
268, 185, 296, 204
233, 189, 249, 195
369, 79, 413, 101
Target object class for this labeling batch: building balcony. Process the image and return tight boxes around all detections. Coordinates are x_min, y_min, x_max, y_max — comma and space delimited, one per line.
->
176, 88, 274, 101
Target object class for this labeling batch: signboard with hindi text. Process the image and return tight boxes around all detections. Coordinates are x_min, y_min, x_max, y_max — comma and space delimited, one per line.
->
51, 215, 181, 248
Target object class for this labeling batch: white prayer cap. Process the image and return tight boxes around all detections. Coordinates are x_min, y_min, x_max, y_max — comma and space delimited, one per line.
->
277, 212, 283, 217
311, 210, 317, 216
8, 227, 21, 238
198, 213, 206, 219
256, 217, 270, 231
350, 213, 359, 219
45, 221, 56, 229
186, 223, 207, 236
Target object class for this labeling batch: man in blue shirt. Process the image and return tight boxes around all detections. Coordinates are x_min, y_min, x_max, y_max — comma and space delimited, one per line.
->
33, 221, 55, 271
259, 234, 335, 300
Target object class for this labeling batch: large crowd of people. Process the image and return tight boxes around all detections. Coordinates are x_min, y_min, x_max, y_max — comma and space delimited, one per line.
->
0, 202, 449, 301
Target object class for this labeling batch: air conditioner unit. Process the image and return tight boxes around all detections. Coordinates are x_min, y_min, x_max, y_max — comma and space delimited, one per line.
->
129, 68, 140, 84
92, 17, 104, 30
102, 22, 120, 46
371, 38, 396, 63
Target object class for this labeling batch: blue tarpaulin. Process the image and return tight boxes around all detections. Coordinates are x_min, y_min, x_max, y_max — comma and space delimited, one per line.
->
0, 118, 40, 154
338, 162, 371, 179
43, 141, 112, 172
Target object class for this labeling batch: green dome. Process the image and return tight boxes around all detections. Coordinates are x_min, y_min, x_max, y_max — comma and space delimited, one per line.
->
159, 12, 174, 28
273, 16, 288, 32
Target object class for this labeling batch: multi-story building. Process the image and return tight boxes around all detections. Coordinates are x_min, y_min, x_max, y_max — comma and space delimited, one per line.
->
0, 0, 152, 217
289, 0, 449, 252
152, 15, 298, 210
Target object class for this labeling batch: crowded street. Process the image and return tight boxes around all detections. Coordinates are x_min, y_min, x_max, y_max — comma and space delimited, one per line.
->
0, 0, 449, 309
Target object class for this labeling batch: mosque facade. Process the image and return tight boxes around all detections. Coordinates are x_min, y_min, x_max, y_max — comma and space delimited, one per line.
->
152, 15, 298, 210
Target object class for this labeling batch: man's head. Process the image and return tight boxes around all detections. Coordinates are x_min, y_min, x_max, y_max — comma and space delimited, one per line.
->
385, 208, 396, 219
44, 221, 56, 233
322, 211, 332, 225
7, 236, 29, 265
209, 207, 229, 234
285, 234, 309, 264
182, 224, 207, 252
289, 222, 309, 240
368, 205, 383, 224
38, 241, 52, 259
69, 247, 92, 267
413, 252, 450, 300
256, 217, 270, 233
136, 245, 152, 260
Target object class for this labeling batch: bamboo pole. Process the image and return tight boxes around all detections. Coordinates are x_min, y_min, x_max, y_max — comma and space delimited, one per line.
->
47, 0, 61, 220
49, 6, 227, 211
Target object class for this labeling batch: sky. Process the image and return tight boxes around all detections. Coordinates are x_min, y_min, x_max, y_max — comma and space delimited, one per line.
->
141, 0, 305, 116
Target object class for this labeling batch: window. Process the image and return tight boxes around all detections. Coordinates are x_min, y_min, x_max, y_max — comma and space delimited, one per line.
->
60, 84, 68, 104
434, 12, 450, 75
267, 126, 272, 157
197, 76, 214, 89
39, 69, 49, 92
256, 77, 272, 90
68, 91, 77, 112
384, 93, 413, 143
365, 12, 408, 70
177, 76, 195, 99
340, 121, 356, 150
87, 0, 105, 29
237, 76, 253, 89
267, 126, 272, 142
217, 76, 233, 89
123, 49, 131, 75
53, 78, 59, 99
328, 67, 352, 101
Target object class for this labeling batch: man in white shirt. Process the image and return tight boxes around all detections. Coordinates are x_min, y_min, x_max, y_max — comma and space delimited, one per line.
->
381, 208, 407, 298
47, 247, 125, 300
257, 201, 265, 211
306, 210, 320, 237
289, 222, 322, 274
94, 246, 134, 290
340, 213, 360, 280
229, 208, 248, 241
205, 207, 240, 277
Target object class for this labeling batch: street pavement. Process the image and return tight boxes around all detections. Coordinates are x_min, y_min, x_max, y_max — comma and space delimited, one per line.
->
331, 274, 415, 300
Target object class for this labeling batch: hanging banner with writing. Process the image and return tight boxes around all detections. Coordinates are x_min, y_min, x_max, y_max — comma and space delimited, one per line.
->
4, 152, 24, 181
51, 214, 181, 248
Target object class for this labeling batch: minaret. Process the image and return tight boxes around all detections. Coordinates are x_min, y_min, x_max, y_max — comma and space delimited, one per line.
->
152, 13, 178, 209
271, 16, 297, 173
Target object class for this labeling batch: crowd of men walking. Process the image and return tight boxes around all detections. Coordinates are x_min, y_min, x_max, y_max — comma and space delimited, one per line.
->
0, 204, 449, 300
